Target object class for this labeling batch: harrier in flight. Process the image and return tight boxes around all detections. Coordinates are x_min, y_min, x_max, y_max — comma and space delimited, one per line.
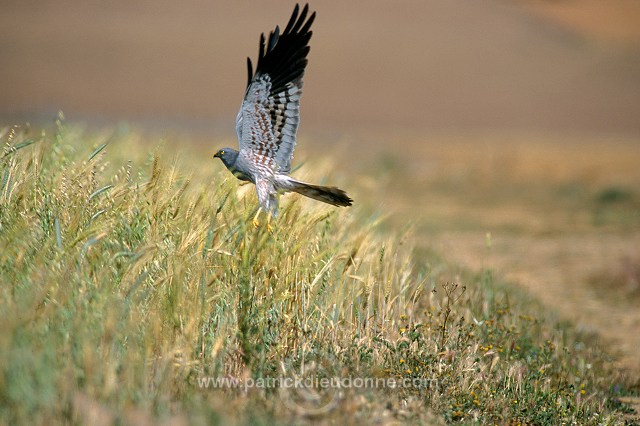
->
214, 4, 352, 228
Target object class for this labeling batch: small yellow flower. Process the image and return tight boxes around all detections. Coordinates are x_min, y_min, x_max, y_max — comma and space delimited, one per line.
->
399, 359, 405, 364
580, 389, 586, 395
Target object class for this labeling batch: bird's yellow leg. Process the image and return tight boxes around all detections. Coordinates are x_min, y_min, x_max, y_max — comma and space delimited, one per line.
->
267, 213, 274, 233
252, 207, 262, 228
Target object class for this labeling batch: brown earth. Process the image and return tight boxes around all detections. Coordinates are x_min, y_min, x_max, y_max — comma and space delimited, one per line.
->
1, 0, 640, 135
526, 0, 640, 45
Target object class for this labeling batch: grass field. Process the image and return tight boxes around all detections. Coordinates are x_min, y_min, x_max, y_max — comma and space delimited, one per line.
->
1, 120, 638, 424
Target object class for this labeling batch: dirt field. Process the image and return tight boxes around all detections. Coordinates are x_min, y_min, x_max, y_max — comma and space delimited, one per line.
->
1, 0, 640, 135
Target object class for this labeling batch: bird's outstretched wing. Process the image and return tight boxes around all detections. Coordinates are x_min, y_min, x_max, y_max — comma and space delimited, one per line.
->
236, 3, 315, 174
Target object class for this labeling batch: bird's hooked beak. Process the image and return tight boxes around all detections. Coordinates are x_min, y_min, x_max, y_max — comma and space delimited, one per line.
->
213, 151, 221, 159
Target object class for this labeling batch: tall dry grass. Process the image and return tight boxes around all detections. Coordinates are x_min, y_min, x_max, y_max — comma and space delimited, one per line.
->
0, 121, 633, 424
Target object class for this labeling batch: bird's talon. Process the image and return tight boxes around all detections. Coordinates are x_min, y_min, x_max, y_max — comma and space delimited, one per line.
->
267, 223, 274, 233
252, 219, 260, 228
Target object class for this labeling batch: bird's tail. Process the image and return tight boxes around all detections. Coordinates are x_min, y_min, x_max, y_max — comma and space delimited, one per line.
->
279, 176, 353, 207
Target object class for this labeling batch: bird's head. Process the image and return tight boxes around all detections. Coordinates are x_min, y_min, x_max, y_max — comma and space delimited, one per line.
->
213, 148, 239, 169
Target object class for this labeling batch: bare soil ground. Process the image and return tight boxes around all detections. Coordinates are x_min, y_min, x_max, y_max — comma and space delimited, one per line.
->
1, 1, 640, 135
526, 0, 640, 44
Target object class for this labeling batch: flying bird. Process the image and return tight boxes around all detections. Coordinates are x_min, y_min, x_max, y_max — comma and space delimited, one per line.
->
214, 3, 352, 229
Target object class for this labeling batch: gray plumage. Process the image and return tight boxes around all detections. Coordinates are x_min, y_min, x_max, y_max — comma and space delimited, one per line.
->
214, 3, 352, 216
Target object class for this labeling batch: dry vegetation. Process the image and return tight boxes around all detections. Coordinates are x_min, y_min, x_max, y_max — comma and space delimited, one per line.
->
0, 121, 637, 424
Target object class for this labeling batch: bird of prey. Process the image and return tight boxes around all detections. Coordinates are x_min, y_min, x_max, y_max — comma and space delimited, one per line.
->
214, 3, 352, 229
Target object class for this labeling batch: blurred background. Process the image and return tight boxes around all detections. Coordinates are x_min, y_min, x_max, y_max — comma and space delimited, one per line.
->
2, 0, 640, 378
1, 0, 640, 136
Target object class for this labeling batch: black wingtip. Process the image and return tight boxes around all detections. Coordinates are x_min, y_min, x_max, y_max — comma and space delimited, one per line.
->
300, 11, 316, 34
283, 3, 301, 34
290, 4, 309, 34
246, 57, 253, 87
257, 33, 266, 69
246, 3, 316, 93
269, 26, 280, 51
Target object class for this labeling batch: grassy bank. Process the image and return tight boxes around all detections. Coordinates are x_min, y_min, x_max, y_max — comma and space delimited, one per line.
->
0, 122, 634, 424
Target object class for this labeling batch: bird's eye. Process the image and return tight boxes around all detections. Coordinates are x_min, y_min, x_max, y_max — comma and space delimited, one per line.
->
220, 150, 225, 155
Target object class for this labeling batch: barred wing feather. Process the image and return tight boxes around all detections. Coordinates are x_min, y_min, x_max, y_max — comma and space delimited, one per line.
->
236, 3, 315, 174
